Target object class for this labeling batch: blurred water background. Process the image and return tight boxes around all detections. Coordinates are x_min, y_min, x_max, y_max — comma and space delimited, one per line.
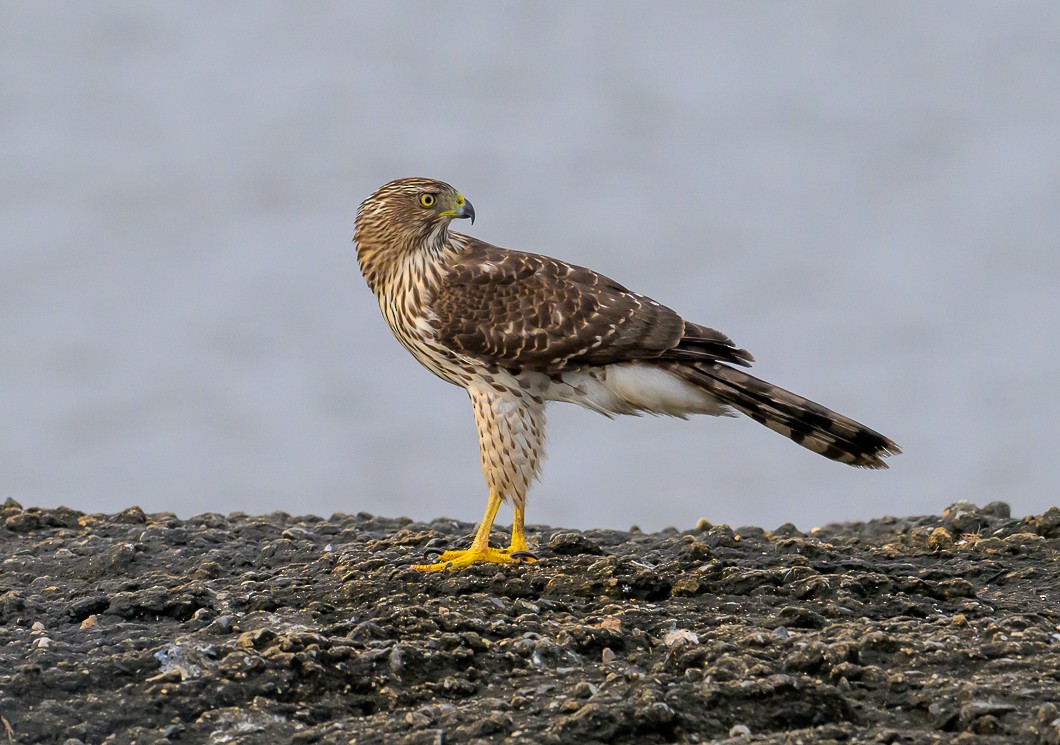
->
3, 2, 1059, 531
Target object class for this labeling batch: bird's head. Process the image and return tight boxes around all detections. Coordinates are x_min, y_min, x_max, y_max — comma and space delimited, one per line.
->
355, 177, 475, 253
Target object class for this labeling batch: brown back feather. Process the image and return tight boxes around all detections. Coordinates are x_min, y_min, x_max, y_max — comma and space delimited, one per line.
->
433, 240, 688, 371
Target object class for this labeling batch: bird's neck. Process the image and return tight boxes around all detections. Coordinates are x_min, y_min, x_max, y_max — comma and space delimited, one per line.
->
358, 228, 465, 302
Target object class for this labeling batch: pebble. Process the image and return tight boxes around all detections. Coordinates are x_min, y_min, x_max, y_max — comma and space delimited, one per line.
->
663, 629, 700, 647
928, 527, 954, 551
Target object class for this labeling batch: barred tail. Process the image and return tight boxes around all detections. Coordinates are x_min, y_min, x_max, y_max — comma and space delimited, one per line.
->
672, 362, 901, 468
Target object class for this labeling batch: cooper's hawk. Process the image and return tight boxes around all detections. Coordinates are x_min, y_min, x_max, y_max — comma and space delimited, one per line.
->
354, 177, 899, 571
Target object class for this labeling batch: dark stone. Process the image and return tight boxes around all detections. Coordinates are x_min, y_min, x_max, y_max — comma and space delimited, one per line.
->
1034, 506, 1060, 538
774, 605, 828, 630
547, 532, 604, 555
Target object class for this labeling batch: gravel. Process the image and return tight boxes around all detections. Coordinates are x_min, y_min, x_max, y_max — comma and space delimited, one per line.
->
1, 497, 1059, 744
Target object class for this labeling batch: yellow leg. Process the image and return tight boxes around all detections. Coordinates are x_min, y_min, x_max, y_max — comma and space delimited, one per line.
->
506, 502, 536, 560
415, 491, 508, 571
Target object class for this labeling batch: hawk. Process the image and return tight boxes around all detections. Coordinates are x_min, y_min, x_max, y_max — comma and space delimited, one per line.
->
354, 177, 899, 571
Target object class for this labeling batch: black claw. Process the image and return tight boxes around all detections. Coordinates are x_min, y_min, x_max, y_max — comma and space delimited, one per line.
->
509, 550, 538, 561
422, 547, 446, 560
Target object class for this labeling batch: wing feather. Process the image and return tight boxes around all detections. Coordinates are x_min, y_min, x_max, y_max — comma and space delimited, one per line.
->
432, 239, 749, 371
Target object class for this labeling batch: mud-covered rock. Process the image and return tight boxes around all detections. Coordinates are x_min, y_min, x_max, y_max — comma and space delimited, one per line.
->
547, 531, 604, 556
0, 499, 1058, 743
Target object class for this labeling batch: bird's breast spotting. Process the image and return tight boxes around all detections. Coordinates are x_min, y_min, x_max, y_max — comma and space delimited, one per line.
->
374, 254, 570, 404
375, 248, 478, 390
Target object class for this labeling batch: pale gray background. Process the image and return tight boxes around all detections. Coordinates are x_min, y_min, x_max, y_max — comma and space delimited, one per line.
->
3, 2, 1058, 531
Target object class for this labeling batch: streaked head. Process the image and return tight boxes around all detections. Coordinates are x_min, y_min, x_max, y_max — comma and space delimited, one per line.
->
355, 177, 474, 249
354, 177, 476, 293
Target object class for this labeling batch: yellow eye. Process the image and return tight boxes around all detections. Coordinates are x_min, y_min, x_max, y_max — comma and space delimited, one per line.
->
419, 193, 436, 208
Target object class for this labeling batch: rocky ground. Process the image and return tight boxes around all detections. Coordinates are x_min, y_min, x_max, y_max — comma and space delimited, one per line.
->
1, 498, 1059, 745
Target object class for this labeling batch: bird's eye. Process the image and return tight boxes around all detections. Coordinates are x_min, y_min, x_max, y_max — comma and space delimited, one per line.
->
419, 194, 436, 208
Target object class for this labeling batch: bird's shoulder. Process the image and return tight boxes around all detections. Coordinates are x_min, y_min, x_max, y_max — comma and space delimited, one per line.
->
443, 236, 625, 291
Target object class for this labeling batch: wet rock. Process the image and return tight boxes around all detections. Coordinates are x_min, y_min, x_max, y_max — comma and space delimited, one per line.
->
4, 506, 80, 532
547, 532, 604, 555
1034, 506, 1060, 539
1037, 703, 1060, 745
771, 522, 805, 538
928, 527, 954, 551
774, 605, 828, 630
783, 640, 828, 673
670, 577, 701, 596
981, 501, 1012, 519
0, 504, 1056, 743
943, 501, 992, 535
960, 700, 1017, 729
114, 506, 148, 524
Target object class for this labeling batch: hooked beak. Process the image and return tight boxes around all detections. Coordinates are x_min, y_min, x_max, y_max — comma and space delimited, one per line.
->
449, 194, 475, 224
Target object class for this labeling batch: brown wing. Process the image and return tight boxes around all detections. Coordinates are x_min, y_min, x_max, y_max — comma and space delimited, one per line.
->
432, 239, 750, 372
669, 321, 754, 367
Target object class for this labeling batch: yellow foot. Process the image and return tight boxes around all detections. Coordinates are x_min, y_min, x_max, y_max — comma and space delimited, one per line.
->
413, 545, 536, 572
509, 536, 534, 557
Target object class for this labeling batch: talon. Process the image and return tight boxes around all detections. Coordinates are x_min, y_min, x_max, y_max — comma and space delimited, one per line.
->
411, 544, 522, 572
509, 550, 538, 562
422, 547, 446, 559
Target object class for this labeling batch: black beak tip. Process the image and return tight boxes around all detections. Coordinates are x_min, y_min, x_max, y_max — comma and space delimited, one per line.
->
466, 201, 476, 225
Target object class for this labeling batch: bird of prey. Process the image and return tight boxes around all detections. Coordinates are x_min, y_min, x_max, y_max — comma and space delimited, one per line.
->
354, 177, 899, 571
